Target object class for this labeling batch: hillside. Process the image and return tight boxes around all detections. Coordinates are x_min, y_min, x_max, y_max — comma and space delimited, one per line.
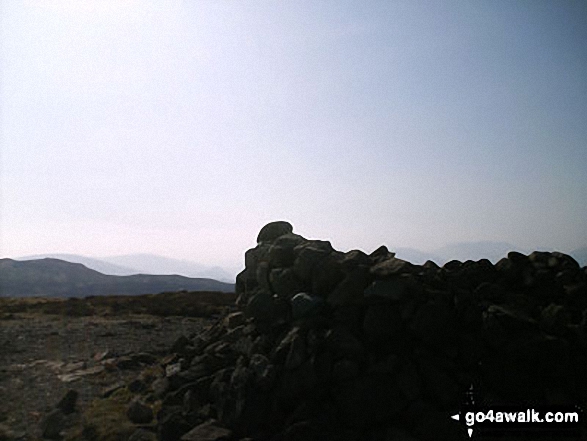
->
0, 258, 235, 298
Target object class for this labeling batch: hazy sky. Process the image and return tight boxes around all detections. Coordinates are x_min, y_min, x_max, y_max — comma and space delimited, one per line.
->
2, 0, 586, 271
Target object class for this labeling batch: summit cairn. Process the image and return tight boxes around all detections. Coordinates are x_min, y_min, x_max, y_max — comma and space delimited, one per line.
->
89, 222, 587, 440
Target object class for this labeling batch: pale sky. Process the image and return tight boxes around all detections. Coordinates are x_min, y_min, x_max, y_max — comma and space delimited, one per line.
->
1, 0, 586, 271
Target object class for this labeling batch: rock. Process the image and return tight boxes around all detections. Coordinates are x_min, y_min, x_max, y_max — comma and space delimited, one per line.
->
151, 377, 170, 398
268, 244, 295, 268
57, 389, 78, 414
334, 374, 407, 427
57, 365, 105, 382
129, 428, 158, 441
369, 245, 395, 264
293, 242, 333, 283
223, 311, 245, 329
269, 268, 304, 299
171, 335, 191, 354
128, 378, 147, 393
41, 409, 66, 440
332, 359, 360, 382
131, 227, 587, 441
364, 277, 410, 302
291, 292, 324, 320
327, 266, 370, 307
180, 420, 232, 441
158, 407, 193, 441
127, 399, 154, 424
410, 298, 457, 346
363, 302, 403, 347
370, 257, 415, 278
257, 221, 293, 243
324, 327, 364, 361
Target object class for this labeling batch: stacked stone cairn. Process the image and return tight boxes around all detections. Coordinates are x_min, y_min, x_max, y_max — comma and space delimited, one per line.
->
123, 222, 586, 440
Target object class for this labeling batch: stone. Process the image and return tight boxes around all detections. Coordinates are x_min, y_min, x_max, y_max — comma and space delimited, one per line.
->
340, 249, 372, 272
129, 428, 158, 441
181, 420, 232, 441
410, 299, 457, 346
363, 302, 403, 347
332, 359, 360, 382
364, 277, 410, 302
171, 335, 191, 354
285, 332, 307, 370
127, 399, 154, 424
41, 409, 66, 440
223, 311, 245, 329
370, 257, 415, 278
293, 242, 333, 283
327, 266, 370, 306
291, 292, 324, 320
269, 267, 304, 299
334, 374, 407, 427
324, 327, 365, 361
257, 221, 293, 243
268, 244, 295, 268
369, 245, 395, 263
57, 389, 78, 414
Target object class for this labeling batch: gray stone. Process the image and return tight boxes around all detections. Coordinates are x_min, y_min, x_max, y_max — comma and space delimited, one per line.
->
257, 221, 293, 243
127, 399, 154, 424
293, 242, 333, 283
291, 292, 324, 320
269, 267, 304, 299
223, 311, 245, 329
268, 244, 295, 268
370, 257, 414, 278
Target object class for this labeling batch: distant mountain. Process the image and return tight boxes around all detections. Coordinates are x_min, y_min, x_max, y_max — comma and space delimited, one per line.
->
102, 254, 234, 282
16, 253, 235, 282
432, 241, 528, 265
0, 258, 234, 298
17, 253, 139, 276
393, 247, 442, 265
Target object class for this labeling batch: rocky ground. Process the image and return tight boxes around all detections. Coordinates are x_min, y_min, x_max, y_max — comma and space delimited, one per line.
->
0, 293, 233, 441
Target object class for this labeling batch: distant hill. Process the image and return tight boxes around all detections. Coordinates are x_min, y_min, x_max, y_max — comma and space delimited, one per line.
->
17, 253, 140, 276
393, 247, 442, 265
16, 253, 236, 282
0, 258, 235, 298
432, 241, 528, 265
103, 254, 234, 282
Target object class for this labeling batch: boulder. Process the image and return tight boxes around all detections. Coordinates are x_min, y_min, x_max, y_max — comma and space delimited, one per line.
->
257, 221, 293, 243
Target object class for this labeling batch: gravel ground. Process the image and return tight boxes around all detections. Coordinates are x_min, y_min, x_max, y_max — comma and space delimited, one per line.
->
0, 312, 214, 441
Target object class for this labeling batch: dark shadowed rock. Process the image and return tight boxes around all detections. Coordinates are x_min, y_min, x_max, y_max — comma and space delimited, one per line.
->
180, 420, 232, 441
127, 399, 154, 424
370, 257, 415, 278
257, 221, 293, 243
129, 428, 158, 441
57, 389, 78, 414
41, 409, 66, 440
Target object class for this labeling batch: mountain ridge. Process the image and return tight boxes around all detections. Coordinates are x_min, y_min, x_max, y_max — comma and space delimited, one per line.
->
0, 258, 234, 298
